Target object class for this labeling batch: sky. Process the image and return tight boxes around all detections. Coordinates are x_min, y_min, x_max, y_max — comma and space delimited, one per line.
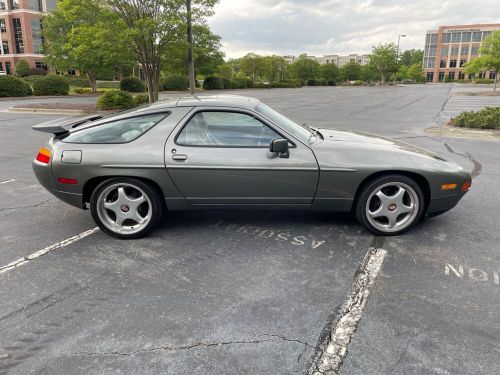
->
207, 0, 500, 59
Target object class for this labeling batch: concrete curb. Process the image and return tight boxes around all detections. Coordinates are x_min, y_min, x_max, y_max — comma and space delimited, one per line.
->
425, 125, 500, 141
8, 107, 90, 115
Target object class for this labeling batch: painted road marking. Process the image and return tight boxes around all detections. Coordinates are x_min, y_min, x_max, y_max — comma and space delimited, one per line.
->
0, 228, 99, 275
309, 246, 387, 374
0, 179, 16, 185
445, 263, 499, 285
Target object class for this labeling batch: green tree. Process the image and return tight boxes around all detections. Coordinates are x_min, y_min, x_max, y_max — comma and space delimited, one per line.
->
14, 59, 30, 77
320, 63, 340, 82
400, 49, 424, 67
369, 43, 398, 85
290, 54, 320, 82
360, 63, 379, 82
340, 62, 362, 81
263, 55, 289, 82
464, 31, 500, 91
43, 0, 134, 93
407, 63, 424, 82
239, 53, 269, 84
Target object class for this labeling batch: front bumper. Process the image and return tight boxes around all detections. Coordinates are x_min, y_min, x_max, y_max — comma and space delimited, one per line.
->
426, 192, 467, 217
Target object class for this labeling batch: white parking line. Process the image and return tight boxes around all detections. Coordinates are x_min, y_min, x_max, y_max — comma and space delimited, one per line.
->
0, 179, 16, 185
0, 227, 99, 275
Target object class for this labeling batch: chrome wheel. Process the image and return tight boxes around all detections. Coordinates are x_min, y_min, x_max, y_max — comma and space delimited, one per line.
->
365, 182, 419, 233
96, 183, 152, 235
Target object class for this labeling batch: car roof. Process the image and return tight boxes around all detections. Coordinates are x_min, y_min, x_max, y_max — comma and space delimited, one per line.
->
139, 95, 261, 112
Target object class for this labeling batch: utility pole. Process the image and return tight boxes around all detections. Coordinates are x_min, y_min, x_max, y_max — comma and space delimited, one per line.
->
186, 0, 195, 95
393, 34, 406, 86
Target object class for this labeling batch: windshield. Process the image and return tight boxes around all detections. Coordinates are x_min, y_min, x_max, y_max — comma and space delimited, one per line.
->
255, 103, 315, 144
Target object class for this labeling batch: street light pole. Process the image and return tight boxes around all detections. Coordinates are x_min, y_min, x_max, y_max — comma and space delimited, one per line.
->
393, 34, 406, 86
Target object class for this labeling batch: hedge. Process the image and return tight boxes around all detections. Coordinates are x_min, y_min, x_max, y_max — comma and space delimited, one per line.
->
451, 107, 500, 130
0, 75, 32, 97
97, 81, 120, 89
120, 76, 146, 92
14, 60, 30, 77
270, 80, 301, 88
162, 74, 188, 91
33, 75, 70, 96
96, 90, 135, 110
134, 94, 150, 106
29, 68, 48, 76
74, 88, 104, 94
65, 76, 90, 87
203, 76, 223, 90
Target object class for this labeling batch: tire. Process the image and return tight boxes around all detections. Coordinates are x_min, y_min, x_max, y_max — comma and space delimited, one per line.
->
90, 177, 163, 239
355, 175, 425, 236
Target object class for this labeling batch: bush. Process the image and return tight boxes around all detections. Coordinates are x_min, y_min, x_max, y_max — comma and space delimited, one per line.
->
33, 75, 69, 96
202, 76, 223, 90
222, 78, 238, 89
234, 78, 248, 89
134, 93, 150, 106
15, 60, 30, 77
475, 78, 494, 84
269, 80, 302, 88
96, 90, 135, 110
29, 68, 48, 76
352, 80, 364, 86
327, 80, 336, 86
306, 79, 317, 86
0, 75, 32, 97
255, 82, 270, 89
451, 107, 500, 130
73, 88, 104, 94
162, 74, 188, 91
120, 76, 146, 92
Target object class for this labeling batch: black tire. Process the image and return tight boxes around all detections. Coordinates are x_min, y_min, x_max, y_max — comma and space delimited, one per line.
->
90, 177, 163, 239
355, 174, 425, 236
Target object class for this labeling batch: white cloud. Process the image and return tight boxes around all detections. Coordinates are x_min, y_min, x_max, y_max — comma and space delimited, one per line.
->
207, 0, 500, 58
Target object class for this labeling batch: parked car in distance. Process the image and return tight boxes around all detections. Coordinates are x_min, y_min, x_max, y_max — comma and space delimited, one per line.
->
32, 95, 471, 239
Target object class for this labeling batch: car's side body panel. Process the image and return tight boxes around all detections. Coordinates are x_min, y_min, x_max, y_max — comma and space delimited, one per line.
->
164, 106, 319, 207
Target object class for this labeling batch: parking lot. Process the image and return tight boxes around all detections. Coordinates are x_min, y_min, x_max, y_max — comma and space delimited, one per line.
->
0, 84, 499, 374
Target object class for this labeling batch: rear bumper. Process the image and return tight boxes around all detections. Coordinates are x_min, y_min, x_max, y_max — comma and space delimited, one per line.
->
48, 189, 85, 209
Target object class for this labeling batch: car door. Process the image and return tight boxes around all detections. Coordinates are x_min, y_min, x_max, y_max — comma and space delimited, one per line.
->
164, 108, 319, 205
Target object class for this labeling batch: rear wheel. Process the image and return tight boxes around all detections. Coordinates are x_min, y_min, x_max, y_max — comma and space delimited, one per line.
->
90, 178, 163, 239
355, 175, 425, 236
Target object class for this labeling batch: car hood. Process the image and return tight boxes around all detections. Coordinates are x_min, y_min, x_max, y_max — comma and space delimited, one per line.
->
312, 128, 462, 169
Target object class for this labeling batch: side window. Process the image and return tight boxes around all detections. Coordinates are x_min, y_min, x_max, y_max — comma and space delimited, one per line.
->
176, 111, 280, 147
62, 113, 168, 144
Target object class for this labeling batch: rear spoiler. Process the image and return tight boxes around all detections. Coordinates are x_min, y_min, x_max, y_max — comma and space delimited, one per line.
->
32, 114, 104, 135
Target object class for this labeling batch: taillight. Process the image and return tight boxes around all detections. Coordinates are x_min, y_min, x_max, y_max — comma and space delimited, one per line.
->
461, 180, 472, 192
57, 178, 78, 185
35, 147, 51, 164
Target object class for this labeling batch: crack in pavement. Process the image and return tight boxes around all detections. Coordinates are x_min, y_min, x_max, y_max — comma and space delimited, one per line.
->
71, 334, 313, 358
389, 331, 421, 374
443, 143, 482, 178
0, 198, 54, 212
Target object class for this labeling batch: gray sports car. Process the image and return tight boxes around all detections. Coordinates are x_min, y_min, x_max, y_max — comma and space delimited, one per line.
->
33, 95, 471, 239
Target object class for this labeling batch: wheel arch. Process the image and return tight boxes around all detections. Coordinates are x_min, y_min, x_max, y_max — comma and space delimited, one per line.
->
352, 170, 431, 212
83, 176, 166, 209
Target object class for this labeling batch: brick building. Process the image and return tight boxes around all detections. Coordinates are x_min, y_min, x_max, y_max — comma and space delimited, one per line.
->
0, 0, 57, 74
423, 23, 500, 83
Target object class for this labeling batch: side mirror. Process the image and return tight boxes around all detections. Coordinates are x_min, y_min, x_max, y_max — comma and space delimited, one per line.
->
270, 138, 289, 158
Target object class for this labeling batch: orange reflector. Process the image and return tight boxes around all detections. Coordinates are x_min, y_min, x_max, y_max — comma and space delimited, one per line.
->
461, 180, 472, 192
35, 147, 51, 164
58, 178, 78, 185
441, 183, 457, 191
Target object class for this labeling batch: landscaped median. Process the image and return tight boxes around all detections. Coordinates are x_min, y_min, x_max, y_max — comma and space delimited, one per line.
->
450, 107, 500, 130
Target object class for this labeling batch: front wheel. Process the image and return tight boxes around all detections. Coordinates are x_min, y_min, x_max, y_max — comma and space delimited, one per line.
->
90, 178, 163, 239
355, 175, 425, 236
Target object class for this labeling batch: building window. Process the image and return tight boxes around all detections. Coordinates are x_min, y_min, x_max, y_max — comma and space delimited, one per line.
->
490, 71, 496, 80
31, 19, 44, 54
46, 0, 57, 11
2, 41, 9, 54
451, 33, 461, 43
440, 47, 448, 56
0, 1, 6, 10
461, 46, 469, 56
438, 71, 445, 81
26, 0, 42, 11
483, 31, 491, 40
439, 60, 446, 68
449, 60, 457, 68
471, 46, 479, 55
472, 32, 482, 42
0, 18, 6, 33
35, 61, 47, 70
450, 46, 459, 55
458, 71, 465, 80
426, 72, 434, 82
448, 72, 455, 80
424, 58, 435, 68
442, 33, 451, 43
5, 61, 11, 74
9, 0, 19, 9
478, 72, 483, 79
13, 18, 24, 54
459, 59, 466, 67
462, 32, 471, 42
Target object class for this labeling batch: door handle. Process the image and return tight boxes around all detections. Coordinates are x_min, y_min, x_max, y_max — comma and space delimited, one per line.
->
172, 154, 188, 161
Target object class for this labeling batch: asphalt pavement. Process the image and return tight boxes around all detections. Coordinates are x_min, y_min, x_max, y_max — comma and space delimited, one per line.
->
0, 84, 498, 374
